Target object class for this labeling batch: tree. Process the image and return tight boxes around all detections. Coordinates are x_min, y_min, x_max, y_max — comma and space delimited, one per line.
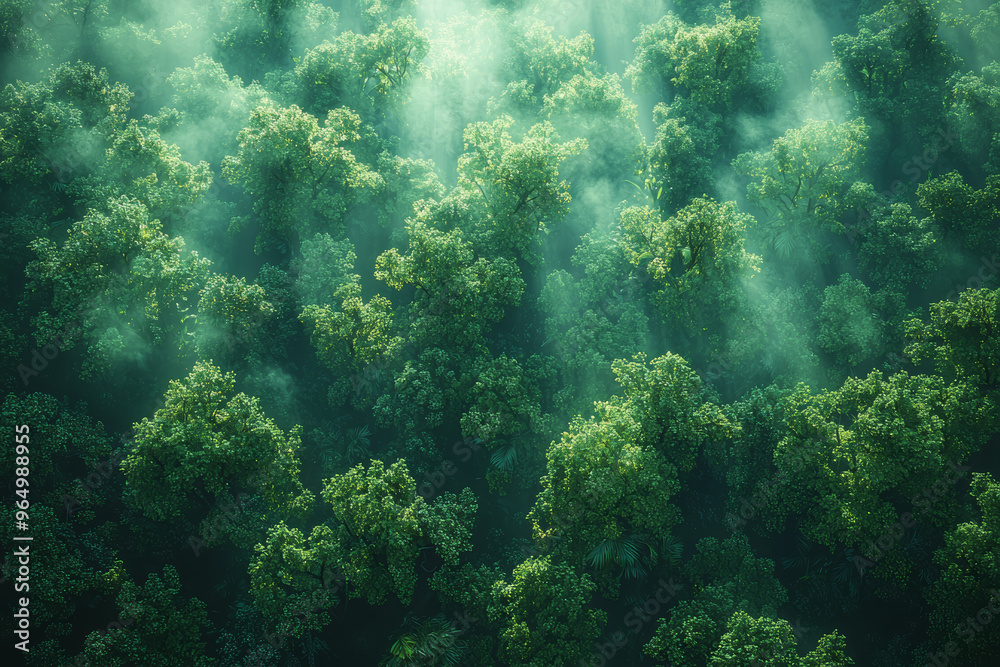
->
458, 353, 541, 443
815, 274, 886, 371
456, 115, 585, 260
847, 188, 942, 290
813, 0, 960, 135
213, 0, 338, 81
248, 521, 342, 642
946, 62, 1000, 170
320, 460, 476, 605
905, 288, 1000, 392
122, 361, 311, 525
221, 104, 382, 252
70, 118, 212, 224
488, 556, 606, 667
70, 564, 216, 667
768, 371, 992, 550
541, 70, 644, 189
712, 612, 853, 666
922, 472, 1000, 664
529, 353, 736, 572
644, 535, 787, 666
504, 17, 595, 99
374, 346, 465, 435
915, 170, 1000, 252
627, 9, 775, 113
0, 60, 129, 186
1, 393, 115, 513
644, 99, 723, 215
292, 233, 359, 306
289, 17, 429, 120
163, 55, 271, 165
538, 268, 649, 417
0, 504, 107, 642
733, 118, 868, 260
24, 196, 212, 378
627, 12, 688, 97
617, 198, 760, 336
195, 273, 276, 363
375, 218, 524, 348
300, 281, 404, 406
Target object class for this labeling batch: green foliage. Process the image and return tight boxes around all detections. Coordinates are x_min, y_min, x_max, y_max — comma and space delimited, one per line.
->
645, 99, 723, 215
854, 199, 942, 290
320, 460, 476, 605
456, 115, 586, 260
815, 274, 885, 369
0, 60, 129, 186
947, 62, 1000, 166
628, 9, 773, 112
905, 287, 1000, 392
290, 17, 429, 118
915, 170, 1000, 252
221, 103, 382, 251
644, 534, 787, 665
122, 361, 310, 524
70, 117, 212, 223
488, 556, 606, 667
248, 521, 341, 641
195, 273, 275, 361
376, 218, 524, 347
299, 281, 404, 399
24, 196, 211, 378
769, 371, 991, 549
541, 70, 644, 184
504, 16, 595, 98
70, 565, 215, 667
383, 614, 465, 667
815, 0, 961, 128
618, 197, 760, 336
733, 118, 868, 258
923, 472, 1000, 661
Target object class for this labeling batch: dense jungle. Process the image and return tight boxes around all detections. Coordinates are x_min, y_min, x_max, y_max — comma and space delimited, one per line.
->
2, 0, 1000, 665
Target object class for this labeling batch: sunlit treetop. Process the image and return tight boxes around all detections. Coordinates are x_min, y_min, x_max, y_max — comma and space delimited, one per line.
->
628, 8, 769, 113
732, 117, 869, 260
122, 360, 312, 524
504, 16, 596, 98
456, 115, 585, 261
0, 60, 130, 186
287, 16, 429, 121
222, 103, 383, 252
24, 196, 212, 378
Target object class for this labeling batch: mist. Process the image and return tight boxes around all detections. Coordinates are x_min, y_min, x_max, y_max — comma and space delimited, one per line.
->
3, 1, 1000, 665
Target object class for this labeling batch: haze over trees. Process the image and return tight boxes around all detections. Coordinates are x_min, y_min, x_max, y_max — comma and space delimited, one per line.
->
2, 0, 999, 665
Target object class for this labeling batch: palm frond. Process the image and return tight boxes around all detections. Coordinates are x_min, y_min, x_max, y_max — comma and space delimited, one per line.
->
489, 441, 518, 472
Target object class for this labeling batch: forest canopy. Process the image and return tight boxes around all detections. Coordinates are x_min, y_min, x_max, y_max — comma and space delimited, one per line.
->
2, 0, 1000, 666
